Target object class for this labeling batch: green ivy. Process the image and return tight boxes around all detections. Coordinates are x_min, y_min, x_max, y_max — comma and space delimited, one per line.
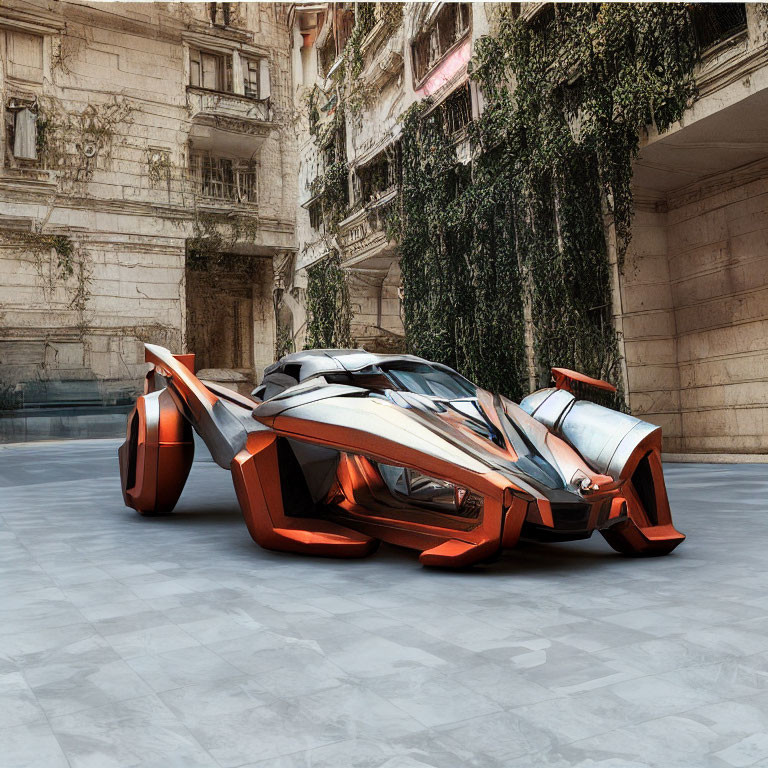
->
347, 3, 376, 79
310, 159, 349, 234
395, 102, 528, 399
396, 3, 698, 401
186, 212, 260, 272
305, 251, 352, 349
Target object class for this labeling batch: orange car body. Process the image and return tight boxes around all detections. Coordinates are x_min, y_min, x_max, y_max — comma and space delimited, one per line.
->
118, 345, 684, 568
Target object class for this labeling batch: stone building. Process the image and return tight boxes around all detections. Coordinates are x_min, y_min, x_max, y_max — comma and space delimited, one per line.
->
621, 4, 768, 456
290, 2, 491, 352
2, 1, 767, 457
0, 0, 295, 435
291, 2, 768, 458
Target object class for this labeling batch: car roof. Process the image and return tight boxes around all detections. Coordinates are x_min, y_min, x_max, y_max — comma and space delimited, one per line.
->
263, 349, 456, 382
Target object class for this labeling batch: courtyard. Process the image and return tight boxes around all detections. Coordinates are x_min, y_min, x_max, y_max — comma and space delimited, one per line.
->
1, 438, 767, 767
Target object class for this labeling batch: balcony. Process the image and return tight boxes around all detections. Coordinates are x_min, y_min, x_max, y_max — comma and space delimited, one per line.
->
338, 188, 396, 269
187, 88, 272, 155
357, 5, 404, 88
358, 27, 404, 90
412, 3, 471, 89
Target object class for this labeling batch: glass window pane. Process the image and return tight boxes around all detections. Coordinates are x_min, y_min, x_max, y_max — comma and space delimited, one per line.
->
383, 364, 475, 398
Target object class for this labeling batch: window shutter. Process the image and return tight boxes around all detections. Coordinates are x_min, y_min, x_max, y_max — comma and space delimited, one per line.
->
259, 58, 271, 100
190, 49, 201, 87
201, 52, 218, 89
7, 32, 44, 83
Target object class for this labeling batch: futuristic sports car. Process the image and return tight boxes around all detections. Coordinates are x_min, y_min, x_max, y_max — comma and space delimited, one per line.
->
118, 344, 685, 568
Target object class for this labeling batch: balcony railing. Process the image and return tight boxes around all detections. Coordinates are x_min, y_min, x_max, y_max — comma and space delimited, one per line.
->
187, 88, 271, 123
339, 190, 396, 251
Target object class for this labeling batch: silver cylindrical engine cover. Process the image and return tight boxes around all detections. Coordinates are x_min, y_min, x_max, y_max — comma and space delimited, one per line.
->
520, 389, 660, 479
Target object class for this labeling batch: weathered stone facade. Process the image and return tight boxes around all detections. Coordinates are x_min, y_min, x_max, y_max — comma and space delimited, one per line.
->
0, 0, 296, 416
291, 2, 490, 353
292, 2, 768, 457
2, 2, 767, 457
623, 4, 768, 454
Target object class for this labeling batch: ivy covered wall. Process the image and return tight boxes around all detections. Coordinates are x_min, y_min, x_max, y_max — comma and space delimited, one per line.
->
305, 251, 352, 349
302, 4, 700, 403
395, 4, 698, 401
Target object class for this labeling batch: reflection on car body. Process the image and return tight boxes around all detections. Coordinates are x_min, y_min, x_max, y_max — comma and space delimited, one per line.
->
119, 345, 684, 568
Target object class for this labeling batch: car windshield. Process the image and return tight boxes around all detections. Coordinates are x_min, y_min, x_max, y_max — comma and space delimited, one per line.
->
383, 363, 476, 399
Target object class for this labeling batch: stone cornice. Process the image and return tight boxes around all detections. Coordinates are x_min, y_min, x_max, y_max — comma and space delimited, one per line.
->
694, 33, 763, 99
0, 5, 64, 35
182, 30, 269, 57
665, 156, 768, 211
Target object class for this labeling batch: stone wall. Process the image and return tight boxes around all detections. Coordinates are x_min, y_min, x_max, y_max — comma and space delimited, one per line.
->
621, 205, 684, 451
623, 159, 768, 455
0, 0, 295, 413
669, 164, 768, 453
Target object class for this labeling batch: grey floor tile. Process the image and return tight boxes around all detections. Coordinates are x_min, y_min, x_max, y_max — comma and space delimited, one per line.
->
437, 709, 556, 761
715, 733, 768, 768
292, 683, 425, 740
126, 645, 243, 692
159, 676, 276, 723
49, 694, 218, 768
448, 660, 560, 708
0, 672, 48, 727
317, 632, 448, 679
560, 713, 725, 767
105, 622, 200, 659
2, 442, 768, 767
365, 667, 502, 728
0, 719, 70, 768
24, 652, 153, 718
183, 698, 341, 766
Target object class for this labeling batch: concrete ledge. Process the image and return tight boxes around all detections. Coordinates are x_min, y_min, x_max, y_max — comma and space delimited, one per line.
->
663, 452, 768, 464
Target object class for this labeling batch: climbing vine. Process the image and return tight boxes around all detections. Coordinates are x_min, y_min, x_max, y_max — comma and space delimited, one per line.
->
305, 251, 352, 349
36, 95, 134, 191
186, 211, 260, 271
147, 149, 172, 188
0, 230, 92, 344
394, 102, 528, 398
1, 95, 135, 344
346, 2, 376, 80
309, 158, 349, 234
396, 3, 698, 400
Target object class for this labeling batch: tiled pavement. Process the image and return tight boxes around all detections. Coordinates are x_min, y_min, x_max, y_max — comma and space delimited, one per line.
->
1, 438, 768, 767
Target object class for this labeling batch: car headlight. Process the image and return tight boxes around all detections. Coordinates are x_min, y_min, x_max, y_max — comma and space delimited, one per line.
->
375, 462, 482, 518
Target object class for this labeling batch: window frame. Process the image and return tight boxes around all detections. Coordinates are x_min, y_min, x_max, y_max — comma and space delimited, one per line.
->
189, 149, 258, 204
189, 46, 233, 93
411, 3, 471, 87
242, 56, 261, 99
689, 3, 748, 53
4, 30, 45, 84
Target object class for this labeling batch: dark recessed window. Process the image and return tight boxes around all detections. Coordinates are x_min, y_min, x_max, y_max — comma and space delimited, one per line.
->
308, 199, 323, 231
354, 145, 400, 207
242, 57, 270, 100
208, 2, 232, 27
690, 3, 747, 51
189, 151, 257, 204
442, 83, 472, 136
